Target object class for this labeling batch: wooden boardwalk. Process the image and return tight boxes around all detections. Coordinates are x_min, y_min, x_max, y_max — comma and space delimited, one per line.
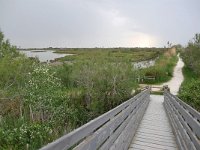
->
129, 95, 178, 150
41, 88, 200, 150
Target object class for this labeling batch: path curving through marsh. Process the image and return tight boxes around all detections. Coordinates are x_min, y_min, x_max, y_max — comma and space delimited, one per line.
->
143, 54, 184, 95
161, 54, 184, 95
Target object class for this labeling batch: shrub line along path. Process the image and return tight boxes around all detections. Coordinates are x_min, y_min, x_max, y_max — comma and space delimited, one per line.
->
141, 54, 184, 95
160, 53, 184, 95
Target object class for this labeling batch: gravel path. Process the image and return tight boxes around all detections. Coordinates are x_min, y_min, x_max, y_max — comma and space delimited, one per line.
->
161, 54, 184, 95
141, 54, 184, 95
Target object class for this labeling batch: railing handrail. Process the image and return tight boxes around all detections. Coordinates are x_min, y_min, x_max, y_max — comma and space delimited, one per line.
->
40, 87, 150, 150
164, 89, 200, 150
169, 93, 200, 122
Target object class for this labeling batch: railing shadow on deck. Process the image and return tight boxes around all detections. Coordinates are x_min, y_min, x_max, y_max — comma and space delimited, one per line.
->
164, 86, 200, 150
40, 87, 151, 150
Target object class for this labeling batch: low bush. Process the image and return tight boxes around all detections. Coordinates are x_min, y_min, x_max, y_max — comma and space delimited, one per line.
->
0, 30, 139, 149
141, 54, 178, 84
178, 66, 200, 111
178, 34, 200, 111
179, 79, 200, 111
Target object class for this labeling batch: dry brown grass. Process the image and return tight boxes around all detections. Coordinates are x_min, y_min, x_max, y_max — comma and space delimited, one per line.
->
164, 47, 176, 57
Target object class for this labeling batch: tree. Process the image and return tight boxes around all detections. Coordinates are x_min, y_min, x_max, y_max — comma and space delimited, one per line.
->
182, 33, 200, 75
0, 31, 18, 58
194, 33, 200, 46
167, 41, 172, 48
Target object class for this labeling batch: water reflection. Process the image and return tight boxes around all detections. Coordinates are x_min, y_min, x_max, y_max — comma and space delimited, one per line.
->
133, 58, 157, 69
20, 50, 73, 62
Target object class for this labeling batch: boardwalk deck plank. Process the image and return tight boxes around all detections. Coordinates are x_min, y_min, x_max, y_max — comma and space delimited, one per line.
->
129, 95, 178, 150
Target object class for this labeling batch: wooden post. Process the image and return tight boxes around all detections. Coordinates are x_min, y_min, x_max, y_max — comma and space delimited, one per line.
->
163, 85, 170, 92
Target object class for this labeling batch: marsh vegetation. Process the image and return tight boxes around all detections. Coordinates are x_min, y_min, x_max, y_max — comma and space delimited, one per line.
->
179, 33, 200, 111
0, 31, 178, 149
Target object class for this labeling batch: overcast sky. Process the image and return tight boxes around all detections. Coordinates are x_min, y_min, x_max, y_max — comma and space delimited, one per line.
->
0, 0, 200, 48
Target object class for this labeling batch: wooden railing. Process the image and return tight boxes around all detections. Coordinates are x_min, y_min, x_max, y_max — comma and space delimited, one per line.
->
40, 87, 150, 150
164, 88, 200, 150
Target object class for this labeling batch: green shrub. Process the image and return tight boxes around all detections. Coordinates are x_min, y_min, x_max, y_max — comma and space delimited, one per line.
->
0, 31, 19, 58
0, 121, 53, 150
181, 33, 200, 75
142, 55, 178, 84
179, 33, 200, 111
71, 60, 138, 118
0, 30, 143, 149
179, 79, 200, 111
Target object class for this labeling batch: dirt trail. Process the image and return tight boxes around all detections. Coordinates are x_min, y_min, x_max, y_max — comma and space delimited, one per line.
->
141, 54, 184, 95
161, 54, 184, 95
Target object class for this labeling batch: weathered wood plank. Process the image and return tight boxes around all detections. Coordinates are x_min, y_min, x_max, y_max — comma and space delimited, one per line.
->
110, 95, 150, 150
134, 137, 177, 147
99, 95, 148, 150
129, 95, 178, 150
164, 90, 200, 150
170, 94, 200, 121
130, 144, 161, 150
164, 95, 197, 150
130, 140, 176, 149
168, 94, 200, 138
40, 87, 150, 150
164, 99, 187, 150
135, 134, 177, 144
74, 96, 145, 150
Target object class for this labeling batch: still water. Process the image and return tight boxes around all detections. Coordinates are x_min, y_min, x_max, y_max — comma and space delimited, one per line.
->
20, 50, 156, 68
20, 50, 73, 62
133, 59, 156, 69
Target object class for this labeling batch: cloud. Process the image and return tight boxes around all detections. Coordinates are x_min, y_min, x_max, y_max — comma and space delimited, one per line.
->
0, 0, 200, 48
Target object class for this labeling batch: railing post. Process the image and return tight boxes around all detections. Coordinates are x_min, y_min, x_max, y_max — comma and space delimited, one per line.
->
163, 85, 170, 92
163, 85, 169, 105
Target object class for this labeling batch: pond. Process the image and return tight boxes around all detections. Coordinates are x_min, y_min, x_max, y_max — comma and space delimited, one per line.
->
133, 58, 158, 69
20, 50, 73, 62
